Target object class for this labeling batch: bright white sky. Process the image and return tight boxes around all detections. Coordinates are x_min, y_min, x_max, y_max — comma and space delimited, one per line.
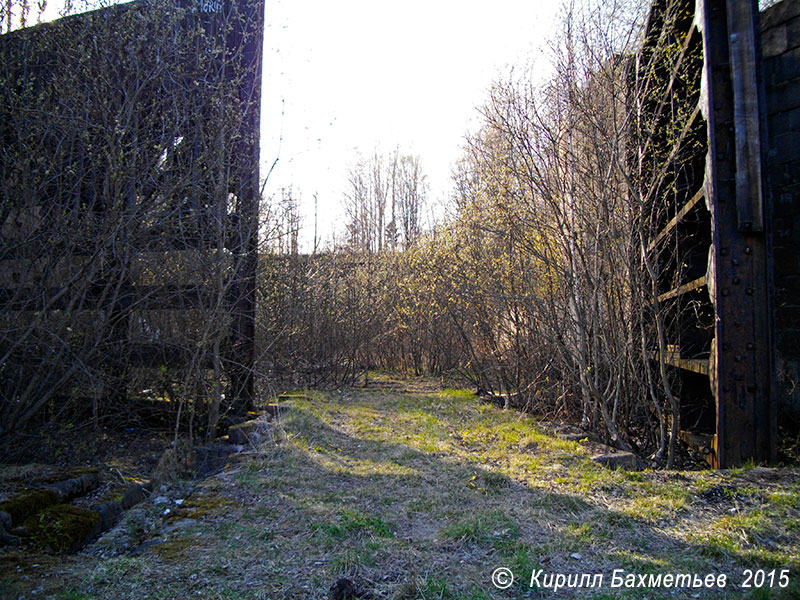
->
260, 0, 562, 249
22, 0, 563, 249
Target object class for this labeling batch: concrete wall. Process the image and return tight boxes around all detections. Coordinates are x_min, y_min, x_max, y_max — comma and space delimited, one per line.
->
762, 0, 800, 424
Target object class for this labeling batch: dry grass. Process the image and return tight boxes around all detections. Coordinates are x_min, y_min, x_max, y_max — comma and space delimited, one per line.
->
1, 374, 799, 599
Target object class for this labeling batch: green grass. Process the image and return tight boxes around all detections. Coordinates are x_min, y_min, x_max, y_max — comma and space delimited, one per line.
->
439, 510, 519, 545
56, 593, 97, 600
313, 508, 395, 540
4, 375, 799, 600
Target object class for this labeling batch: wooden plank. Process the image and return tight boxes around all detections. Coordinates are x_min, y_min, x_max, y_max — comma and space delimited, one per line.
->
658, 276, 707, 302
648, 187, 706, 251
669, 357, 708, 375
652, 351, 710, 375
668, 357, 709, 375
681, 430, 717, 466
727, 0, 765, 231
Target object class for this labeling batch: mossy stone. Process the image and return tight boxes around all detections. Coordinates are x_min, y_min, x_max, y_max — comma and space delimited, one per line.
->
0, 489, 59, 526
171, 493, 235, 520
16, 504, 102, 553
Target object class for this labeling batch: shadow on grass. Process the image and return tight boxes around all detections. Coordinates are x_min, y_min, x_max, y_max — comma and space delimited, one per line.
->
4, 388, 797, 600
259, 401, 799, 600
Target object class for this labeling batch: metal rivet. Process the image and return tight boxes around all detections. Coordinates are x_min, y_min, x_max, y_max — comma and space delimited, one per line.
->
746, 343, 754, 350
745, 288, 754, 295
732, 259, 740, 266
720, 248, 729, 256
744, 247, 752, 255
722, 289, 730, 296
733, 277, 740, 284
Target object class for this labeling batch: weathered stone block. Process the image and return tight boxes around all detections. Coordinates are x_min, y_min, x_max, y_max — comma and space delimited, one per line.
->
772, 133, 800, 165
264, 403, 290, 418
762, 0, 800, 31
762, 23, 788, 58
192, 443, 239, 477
0, 489, 58, 526
777, 328, 800, 357
227, 419, 270, 446
767, 111, 800, 139
592, 450, 642, 471
14, 504, 102, 553
771, 191, 799, 217
775, 305, 800, 329
772, 247, 800, 277
787, 17, 800, 52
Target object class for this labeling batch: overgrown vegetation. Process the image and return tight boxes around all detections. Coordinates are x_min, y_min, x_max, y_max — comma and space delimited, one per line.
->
1, 0, 261, 444
3, 377, 798, 598
2, 0, 795, 596
0, 0, 794, 479
256, 0, 719, 466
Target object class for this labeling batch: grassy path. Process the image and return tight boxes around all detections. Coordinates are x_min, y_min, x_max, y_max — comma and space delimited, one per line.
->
2, 375, 799, 599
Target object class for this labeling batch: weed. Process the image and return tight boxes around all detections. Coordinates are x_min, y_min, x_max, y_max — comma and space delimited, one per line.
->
496, 539, 540, 595
439, 389, 475, 401
313, 509, 395, 541
564, 522, 593, 542
480, 469, 508, 492
149, 536, 200, 562
440, 510, 518, 545
415, 576, 456, 600
57, 593, 95, 600
767, 487, 800, 508
621, 494, 687, 522
328, 545, 376, 574
90, 556, 146, 586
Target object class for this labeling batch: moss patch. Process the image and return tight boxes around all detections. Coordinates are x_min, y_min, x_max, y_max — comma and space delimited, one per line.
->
148, 536, 204, 562
0, 488, 59, 525
17, 504, 101, 553
171, 493, 236, 520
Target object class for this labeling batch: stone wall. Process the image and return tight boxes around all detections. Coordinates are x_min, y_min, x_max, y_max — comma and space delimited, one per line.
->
762, 0, 800, 424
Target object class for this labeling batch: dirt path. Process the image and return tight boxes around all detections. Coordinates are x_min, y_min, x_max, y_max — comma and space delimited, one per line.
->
2, 375, 799, 599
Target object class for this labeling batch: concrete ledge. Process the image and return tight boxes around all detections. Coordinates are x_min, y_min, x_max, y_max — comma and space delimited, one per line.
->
92, 481, 153, 531
42, 470, 100, 503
